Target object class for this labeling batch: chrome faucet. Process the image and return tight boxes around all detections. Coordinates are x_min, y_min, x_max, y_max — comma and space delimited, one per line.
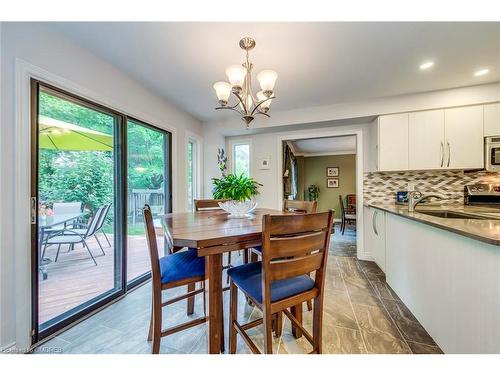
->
408, 191, 445, 212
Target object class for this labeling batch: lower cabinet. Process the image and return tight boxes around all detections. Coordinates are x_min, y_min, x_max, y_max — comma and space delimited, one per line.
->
363, 206, 386, 272
385, 213, 500, 353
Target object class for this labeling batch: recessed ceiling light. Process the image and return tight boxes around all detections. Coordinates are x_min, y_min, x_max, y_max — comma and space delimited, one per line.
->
474, 68, 489, 77
419, 61, 434, 70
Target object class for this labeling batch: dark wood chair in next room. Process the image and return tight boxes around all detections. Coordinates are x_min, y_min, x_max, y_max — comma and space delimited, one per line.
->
339, 195, 356, 235
228, 210, 334, 354
143, 204, 207, 354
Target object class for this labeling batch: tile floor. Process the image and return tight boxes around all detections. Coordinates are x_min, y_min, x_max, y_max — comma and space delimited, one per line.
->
35, 224, 442, 354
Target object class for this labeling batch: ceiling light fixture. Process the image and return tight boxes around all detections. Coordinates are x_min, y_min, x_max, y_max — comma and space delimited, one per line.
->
213, 37, 277, 128
419, 61, 434, 70
474, 68, 489, 77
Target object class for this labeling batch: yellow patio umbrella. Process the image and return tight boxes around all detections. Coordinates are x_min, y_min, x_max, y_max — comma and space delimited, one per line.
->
38, 115, 113, 151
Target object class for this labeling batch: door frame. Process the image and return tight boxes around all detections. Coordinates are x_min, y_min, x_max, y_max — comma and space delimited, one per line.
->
275, 128, 367, 260
15, 59, 177, 350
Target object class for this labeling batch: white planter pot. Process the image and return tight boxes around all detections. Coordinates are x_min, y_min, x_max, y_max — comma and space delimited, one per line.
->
218, 199, 258, 218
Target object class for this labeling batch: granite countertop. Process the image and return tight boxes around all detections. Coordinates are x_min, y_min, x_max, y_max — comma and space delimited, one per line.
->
366, 203, 500, 246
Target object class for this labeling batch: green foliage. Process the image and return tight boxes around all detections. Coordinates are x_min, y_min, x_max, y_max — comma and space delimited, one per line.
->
307, 184, 320, 201
39, 150, 113, 211
212, 173, 262, 201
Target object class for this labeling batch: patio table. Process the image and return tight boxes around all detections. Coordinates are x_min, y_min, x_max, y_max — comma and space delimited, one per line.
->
39, 212, 87, 280
161, 208, 304, 354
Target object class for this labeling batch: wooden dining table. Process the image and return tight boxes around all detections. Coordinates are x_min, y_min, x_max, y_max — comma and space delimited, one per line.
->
160, 208, 303, 354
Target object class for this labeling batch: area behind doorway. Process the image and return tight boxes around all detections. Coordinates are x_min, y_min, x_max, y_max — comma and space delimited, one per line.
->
282, 135, 357, 256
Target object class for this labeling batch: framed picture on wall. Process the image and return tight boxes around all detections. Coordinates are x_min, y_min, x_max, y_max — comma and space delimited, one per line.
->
327, 178, 339, 188
326, 167, 339, 177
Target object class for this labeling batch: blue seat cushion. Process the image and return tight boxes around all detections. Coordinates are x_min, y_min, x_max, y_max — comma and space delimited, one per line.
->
227, 261, 314, 304
159, 248, 205, 284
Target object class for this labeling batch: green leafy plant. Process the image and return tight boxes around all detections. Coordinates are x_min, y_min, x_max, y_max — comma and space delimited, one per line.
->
212, 173, 262, 201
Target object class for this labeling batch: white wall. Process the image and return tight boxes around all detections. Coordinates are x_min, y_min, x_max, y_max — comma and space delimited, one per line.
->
201, 125, 225, 198
0, 23, 203, 349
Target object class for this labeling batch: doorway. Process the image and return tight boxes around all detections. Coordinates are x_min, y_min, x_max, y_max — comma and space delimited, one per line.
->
31, 79, 171, 343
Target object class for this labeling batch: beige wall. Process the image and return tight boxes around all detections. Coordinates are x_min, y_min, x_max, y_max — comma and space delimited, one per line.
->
302, 154, 356, 218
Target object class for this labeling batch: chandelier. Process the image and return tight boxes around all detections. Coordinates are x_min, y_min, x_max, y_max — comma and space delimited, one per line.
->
213, 37, 277, 128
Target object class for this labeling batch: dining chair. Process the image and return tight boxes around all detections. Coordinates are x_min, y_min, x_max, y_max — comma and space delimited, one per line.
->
194, 199, 238, 282
339, 195, 356, 235
228, 210, 334, 354
252, 199, 318, 311
143, 204, 207, 354
42, 205, 107, 265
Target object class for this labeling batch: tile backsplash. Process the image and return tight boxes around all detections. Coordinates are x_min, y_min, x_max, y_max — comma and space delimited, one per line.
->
364, 170, 500, 205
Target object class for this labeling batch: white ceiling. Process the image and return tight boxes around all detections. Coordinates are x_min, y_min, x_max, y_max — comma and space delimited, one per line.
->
50, 22, 500, 122
290, 136, 356, 155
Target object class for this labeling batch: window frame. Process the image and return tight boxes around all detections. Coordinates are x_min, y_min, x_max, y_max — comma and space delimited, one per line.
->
186, 131, 203, 211
229, 138, 252, 177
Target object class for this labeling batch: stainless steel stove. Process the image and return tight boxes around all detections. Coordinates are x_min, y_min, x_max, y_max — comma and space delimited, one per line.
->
464, 184, 500, 206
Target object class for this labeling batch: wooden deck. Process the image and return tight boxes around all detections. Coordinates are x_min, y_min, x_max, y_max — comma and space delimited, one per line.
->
39, 233, 163, 325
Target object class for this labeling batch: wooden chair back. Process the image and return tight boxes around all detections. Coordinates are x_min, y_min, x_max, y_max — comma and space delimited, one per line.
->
143, 204, 162, 289
261, 211, 334, 288
194, 199, 229, 211
339, 195, 346, 218
283, 199, 318, 214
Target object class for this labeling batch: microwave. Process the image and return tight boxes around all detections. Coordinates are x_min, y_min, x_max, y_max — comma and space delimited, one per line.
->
485, 136, 500, 172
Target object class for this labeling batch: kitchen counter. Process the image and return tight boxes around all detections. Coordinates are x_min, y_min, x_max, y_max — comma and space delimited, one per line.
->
366, 203, 500, 246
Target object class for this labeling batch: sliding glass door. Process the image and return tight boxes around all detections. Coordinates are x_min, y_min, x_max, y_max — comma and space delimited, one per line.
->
31, 80, 172, 342
126, 119, 170, 285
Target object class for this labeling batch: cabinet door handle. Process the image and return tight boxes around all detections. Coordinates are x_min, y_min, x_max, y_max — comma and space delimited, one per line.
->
440, 141, 444, 167
372, 210, 378, 236
447, 141, 451, 167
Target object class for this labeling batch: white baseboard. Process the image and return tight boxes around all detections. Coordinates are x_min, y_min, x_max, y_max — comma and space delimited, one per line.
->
1, 342, 18, 354
356, 253, 374, 261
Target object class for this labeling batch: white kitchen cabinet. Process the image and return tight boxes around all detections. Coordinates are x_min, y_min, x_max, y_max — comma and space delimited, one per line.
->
363, 206, 386, 272
444, 106, 484, 169
484, 103, 500, 136
409, 110, 445, 170
377, 113, 409, 171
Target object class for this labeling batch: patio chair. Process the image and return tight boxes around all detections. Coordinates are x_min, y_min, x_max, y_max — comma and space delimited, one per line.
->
72, 204, 112, 252
43, 202, 82, 234
42, 205, 107, 266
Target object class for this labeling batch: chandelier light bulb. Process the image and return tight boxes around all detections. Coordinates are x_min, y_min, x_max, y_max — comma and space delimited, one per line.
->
257, 70, 277, 94
225, 65, 246, 89
257, 90, 272, 111
213, 81, 232, 105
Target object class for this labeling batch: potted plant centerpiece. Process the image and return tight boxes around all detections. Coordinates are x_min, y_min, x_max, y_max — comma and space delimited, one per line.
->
212, 148, 262, 218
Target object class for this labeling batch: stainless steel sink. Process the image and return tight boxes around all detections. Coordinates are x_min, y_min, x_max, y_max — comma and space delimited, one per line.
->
416, 210, 490, 219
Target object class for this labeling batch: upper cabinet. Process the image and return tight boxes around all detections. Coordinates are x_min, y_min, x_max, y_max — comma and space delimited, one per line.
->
444, 106, 484, 169
484, 103, 500, 136
377, 113, 409, 171
374, 104, 486, 172
409, 110, 445, 170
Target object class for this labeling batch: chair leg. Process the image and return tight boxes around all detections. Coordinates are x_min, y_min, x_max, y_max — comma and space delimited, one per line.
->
151, 294, 162, 354
263, 308, 274, 354
101, 229, 112, 247
187, 282, 195, 315
94, 235, 106, 256
342, 219, 346, 235
226, 251, 232, 284
274, 312, 283, 337
306, 300, 313, 312
147, 300, 153, 342
54, 244, 62, 262
243, 249, 249, 264
83, 240, 98, 266
312, 296, 323, 354
229, 281, 238, 354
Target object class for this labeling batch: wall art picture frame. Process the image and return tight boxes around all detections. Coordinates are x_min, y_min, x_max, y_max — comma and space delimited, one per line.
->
326, 167, 339, 177
258, 156, 271, 170
327, 178, 339, 188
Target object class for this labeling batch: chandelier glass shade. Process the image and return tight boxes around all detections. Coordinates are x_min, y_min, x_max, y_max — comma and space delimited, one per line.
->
213, 37, 277, 127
